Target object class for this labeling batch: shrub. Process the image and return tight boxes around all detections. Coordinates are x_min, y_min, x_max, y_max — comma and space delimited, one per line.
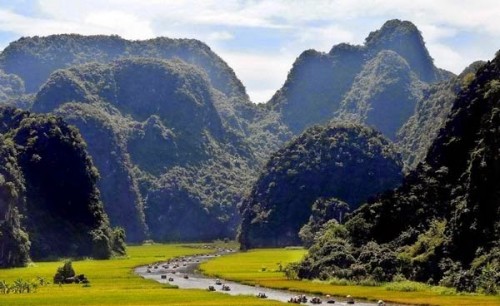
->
284, 262, 300, 280
53, 260, 75, 284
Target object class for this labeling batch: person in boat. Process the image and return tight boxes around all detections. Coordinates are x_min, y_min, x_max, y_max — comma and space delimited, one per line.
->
346, 295, 355, 304
300, 295, 308, 303
311, 296, 322, 304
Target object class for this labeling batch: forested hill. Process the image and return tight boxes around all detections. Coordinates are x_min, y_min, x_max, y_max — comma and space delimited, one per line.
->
0, 34, 288, 245
267, 19, 453, 141
0, 34, 279, 145
397, 61, 486, 167
0, 35, 246, 99
238, 123, 403, 249
0, 107, 125, 267
296, 51, 500, 292
30, 58, 260, 242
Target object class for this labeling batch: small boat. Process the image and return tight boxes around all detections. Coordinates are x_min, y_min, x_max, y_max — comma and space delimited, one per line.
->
257, 292, 267, 298
311, 296, 322, 304
346, 295, 355, 304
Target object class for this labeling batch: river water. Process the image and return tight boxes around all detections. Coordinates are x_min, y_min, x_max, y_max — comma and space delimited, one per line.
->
134, 252, 404, 305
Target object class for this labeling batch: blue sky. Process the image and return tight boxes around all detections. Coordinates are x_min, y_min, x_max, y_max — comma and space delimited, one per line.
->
1, 0, 499, 102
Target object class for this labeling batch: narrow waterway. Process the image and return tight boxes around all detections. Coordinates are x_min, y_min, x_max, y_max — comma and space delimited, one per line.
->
135, 252, 404, 305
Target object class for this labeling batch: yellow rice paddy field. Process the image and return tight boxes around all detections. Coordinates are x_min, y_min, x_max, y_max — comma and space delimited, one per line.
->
0, 244, 283, 306
200, 248, 500, 306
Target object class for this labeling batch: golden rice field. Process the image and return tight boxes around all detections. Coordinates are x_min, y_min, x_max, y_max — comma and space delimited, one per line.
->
200, 248, 500, 306
0, 244, 284, 306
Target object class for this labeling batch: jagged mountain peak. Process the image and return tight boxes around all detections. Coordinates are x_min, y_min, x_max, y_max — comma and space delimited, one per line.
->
365, 19, 439, 82
365, 19, 422, 45
267, 19, 452, 139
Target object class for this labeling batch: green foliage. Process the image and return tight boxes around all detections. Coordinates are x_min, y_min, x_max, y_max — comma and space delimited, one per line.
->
385, 280, 431, 292
0, 34, 246, 99
397, 61, 485, 168
111, 227, 127, 256
268, 19, 451, 139
90, 227, 113, 260
295, 51, 500, 293
0, 208, 31, 267
299, 197, 349, 247
55, 103, 147, 243
0, 276, 49, 295
239, 122, 403, 248
53, 261, 75, 284
405, 219, 447, 263
0, 69, 25, 102
28, 57, 261, 243
338, 50, 425, 140
284, 262, 300, 280
477, 264, 499, 295
0, 106, 121, 266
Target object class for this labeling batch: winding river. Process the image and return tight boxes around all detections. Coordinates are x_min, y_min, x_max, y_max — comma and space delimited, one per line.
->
135, 252, 404, 305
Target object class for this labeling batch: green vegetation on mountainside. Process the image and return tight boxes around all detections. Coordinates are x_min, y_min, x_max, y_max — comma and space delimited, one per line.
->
268, 19, 452, 139
294, 51, 500, 294
239, 123, 403, 248
30, 58, 258, 242
0, 107, 124, 266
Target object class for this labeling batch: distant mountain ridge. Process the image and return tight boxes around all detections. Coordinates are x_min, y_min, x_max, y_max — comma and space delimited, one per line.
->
267, 19, 453, 143
0, 34, 246, 98
0, 19, 481, 248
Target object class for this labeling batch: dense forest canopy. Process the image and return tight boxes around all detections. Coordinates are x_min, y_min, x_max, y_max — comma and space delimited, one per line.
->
238, 123, 403, 249
294, 51, 500, 293
0, 107, 125, 267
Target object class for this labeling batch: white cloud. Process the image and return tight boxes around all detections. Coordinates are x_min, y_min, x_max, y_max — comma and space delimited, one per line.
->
207, 31, 234, 42
291, 25, 356, 53
425, 43, 465, 74
84, 11, 154, 39
1, 0, 500, 101
219, 51, 296, 103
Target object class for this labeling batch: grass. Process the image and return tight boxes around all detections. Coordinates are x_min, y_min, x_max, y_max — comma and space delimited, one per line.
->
0, 244, 284, 305
200, 248, 500, 306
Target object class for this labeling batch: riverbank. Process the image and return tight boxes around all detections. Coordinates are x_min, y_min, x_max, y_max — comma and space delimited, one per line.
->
0, 244, 277, 306
135, 251, 391, 305
200, 248, 500, 306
